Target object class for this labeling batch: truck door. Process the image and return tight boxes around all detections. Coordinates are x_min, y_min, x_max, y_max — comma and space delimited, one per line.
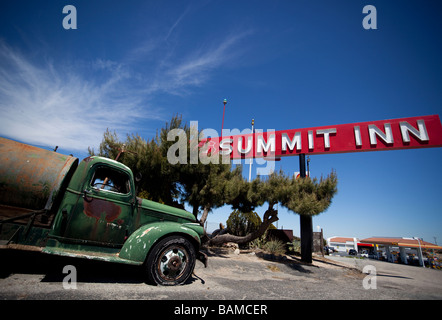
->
65, 164, 134, 246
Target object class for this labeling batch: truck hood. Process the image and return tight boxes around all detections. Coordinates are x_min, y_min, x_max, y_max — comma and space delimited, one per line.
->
138, 198, 196, 223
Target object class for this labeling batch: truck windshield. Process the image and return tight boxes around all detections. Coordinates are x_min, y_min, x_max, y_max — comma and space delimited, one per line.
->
90, 166, 131, 194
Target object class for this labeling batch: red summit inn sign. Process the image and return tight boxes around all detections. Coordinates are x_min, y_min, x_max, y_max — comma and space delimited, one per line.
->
204, 115, 442, 159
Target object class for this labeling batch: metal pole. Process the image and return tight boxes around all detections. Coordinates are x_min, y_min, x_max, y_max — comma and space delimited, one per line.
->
415, 237, 425, 268
299, 153, 313, 263
299, 154, 306, 178
221, 99, 227, 137
248, 118, 254, 182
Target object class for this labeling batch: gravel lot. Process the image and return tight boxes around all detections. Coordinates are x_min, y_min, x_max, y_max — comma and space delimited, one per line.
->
1, 249, 441, 300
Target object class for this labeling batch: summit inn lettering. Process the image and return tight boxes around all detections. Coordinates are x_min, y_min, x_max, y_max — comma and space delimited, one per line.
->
167, 115, 442, 164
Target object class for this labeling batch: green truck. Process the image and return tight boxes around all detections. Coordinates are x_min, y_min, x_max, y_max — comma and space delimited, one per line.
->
0, 137, 207, 285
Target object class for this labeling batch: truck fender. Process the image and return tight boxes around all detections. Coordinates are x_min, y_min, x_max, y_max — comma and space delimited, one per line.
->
118, 222, 201, 264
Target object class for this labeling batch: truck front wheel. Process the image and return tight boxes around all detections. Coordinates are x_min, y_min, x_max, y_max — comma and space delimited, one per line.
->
145, 236, 196, 286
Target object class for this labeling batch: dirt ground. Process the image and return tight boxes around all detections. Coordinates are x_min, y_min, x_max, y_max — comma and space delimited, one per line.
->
1, 247, 441, 300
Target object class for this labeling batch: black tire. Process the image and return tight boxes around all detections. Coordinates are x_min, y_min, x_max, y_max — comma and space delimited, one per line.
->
145, 236, 196, 286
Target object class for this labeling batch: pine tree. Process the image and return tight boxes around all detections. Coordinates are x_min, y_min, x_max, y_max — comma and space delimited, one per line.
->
90, 116, 338, 251
208, 171, 337, 248
280, 172, 338, 216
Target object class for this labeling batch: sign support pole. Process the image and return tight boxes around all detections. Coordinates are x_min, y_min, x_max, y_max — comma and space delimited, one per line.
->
299, 153, 313, 263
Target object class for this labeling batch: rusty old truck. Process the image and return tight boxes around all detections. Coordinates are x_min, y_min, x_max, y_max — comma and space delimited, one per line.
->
0, 137, 207, 285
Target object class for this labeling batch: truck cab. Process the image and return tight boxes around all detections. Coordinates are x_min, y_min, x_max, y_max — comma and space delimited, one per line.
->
0, 137, 207, 285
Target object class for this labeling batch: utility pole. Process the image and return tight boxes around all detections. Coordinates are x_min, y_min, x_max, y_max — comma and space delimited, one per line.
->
299, 154, 313, 263
248, 118, 254, 182
221, 99, 227, 137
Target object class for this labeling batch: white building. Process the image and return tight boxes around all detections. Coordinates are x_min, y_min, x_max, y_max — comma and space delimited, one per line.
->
327, 236, 358, 253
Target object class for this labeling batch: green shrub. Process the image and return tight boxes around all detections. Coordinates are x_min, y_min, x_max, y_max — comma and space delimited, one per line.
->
226, 210, 262, 237
287, 239, 301, 254
263, 240, 286, 256
249, 234, 267, 249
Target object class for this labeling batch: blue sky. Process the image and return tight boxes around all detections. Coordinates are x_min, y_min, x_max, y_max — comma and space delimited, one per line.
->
1, 1, 441, 243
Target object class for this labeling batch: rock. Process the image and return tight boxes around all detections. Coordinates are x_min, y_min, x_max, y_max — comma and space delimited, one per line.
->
223, 242, 239, 250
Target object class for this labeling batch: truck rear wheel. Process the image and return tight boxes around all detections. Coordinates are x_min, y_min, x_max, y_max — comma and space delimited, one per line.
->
145, 236, 196, 286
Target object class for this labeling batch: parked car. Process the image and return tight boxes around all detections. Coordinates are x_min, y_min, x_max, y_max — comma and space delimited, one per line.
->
348, 249, 357, 255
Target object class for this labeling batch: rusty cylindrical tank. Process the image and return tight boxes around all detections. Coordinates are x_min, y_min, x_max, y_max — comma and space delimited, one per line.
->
0, 137, 78, 213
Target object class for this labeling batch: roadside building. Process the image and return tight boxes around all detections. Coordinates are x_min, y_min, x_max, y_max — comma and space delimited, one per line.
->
267, 229, 294, 243
327, 236, 442, 266
327, 237, 358, 253
359, 237, 442, 266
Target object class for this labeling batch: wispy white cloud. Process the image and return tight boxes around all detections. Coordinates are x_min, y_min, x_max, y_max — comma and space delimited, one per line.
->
0, 22, 253, 153
0, 42, 156, 152
164, 6, 191, 42
148, 30, 254, 95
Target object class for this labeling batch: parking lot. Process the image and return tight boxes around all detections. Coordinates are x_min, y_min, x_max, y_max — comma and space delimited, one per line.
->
1, 248, 442, 301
